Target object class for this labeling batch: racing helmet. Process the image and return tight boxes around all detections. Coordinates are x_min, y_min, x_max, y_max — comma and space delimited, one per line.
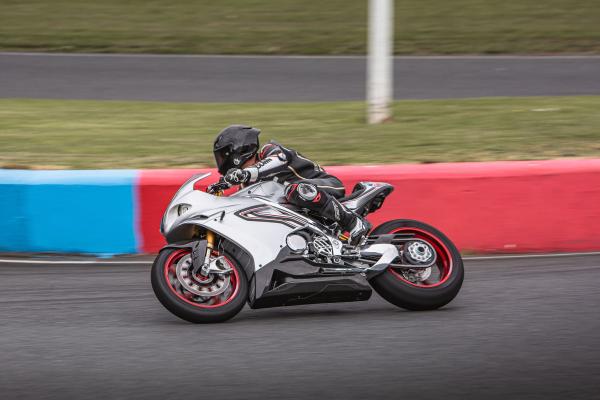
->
213, 125, 261, 174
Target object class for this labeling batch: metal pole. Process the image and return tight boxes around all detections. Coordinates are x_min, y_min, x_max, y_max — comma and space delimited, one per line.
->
367, 0, 394, 124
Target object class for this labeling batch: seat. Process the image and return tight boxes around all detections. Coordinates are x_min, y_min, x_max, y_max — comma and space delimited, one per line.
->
340, 182, 394, 216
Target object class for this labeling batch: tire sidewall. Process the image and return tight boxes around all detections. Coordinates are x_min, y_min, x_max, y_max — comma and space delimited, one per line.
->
369, 219, 464, 310
151, 248, 249, 323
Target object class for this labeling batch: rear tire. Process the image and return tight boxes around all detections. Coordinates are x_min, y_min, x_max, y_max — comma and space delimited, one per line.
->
151, 248, 248, 323
368, 219, 464, 311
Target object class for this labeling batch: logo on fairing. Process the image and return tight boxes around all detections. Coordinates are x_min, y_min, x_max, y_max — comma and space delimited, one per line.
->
235, 205, 306, 228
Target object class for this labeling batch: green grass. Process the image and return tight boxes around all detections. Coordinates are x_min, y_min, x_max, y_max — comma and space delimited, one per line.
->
0, 0, 599, 54
1, 97, 599, 169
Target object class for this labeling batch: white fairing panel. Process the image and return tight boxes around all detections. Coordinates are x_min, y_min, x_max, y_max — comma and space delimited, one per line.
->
162, 177, 308, 271
232, 180, 287, 202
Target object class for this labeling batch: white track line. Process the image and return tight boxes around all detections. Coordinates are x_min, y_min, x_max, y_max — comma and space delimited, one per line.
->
0, 258, 150, 265
1, 251, 600, 265
1, 52, 600, 60
464, 251, 600, 260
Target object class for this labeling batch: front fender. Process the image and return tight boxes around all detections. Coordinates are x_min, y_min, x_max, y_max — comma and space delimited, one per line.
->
158, 239, 207, 274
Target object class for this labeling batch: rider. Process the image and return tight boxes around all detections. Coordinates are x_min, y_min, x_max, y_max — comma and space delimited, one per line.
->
211, 125, 370, 244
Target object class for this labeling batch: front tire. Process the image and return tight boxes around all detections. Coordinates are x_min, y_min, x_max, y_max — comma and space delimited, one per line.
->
369, 219, 464, 311
151, 248, 248, 323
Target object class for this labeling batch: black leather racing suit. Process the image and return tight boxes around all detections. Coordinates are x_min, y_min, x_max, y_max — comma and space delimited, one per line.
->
242, 142, 358, 230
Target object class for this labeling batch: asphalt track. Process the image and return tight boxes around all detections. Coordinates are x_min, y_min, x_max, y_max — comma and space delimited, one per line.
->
1, 253, 599, 400
1, 53, 600, 102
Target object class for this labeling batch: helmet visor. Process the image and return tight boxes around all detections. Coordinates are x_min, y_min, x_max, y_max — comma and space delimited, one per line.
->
214, 146, 233, 174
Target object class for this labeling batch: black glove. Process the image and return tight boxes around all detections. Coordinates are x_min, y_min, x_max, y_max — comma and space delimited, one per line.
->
223, 168, 250, 185
207, 180, 231, 194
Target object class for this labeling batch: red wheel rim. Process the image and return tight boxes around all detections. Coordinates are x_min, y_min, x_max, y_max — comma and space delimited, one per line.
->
387, 227, 453, 288
163, 249, 240, 308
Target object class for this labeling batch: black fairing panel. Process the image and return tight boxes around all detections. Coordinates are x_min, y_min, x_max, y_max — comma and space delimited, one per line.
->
220, 238, 255, 283
248, 248, 372, 309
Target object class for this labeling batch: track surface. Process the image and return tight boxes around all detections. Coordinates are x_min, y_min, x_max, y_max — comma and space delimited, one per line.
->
1, 53, 599, 102
1, 254, 599, 399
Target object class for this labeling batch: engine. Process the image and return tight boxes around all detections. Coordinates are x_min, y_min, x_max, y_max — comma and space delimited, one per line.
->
286, 228, 353, 265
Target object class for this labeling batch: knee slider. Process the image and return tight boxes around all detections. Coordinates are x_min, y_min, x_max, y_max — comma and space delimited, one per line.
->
296, 183, 318, 201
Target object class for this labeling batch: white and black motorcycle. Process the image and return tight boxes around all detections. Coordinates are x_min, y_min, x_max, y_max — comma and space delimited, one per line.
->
151, 173, 464, 323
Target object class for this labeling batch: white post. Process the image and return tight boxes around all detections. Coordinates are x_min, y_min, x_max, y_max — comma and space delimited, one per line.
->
367, 0, 394, 124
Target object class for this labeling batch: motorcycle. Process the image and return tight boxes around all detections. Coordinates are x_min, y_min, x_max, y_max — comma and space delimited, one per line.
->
151, 173, 464, 323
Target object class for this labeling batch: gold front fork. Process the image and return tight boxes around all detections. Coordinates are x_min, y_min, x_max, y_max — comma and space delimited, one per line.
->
207, 188, 223, 250
200, 229, 217, 276
206, 229, 216, 251
201, 189, 223, 275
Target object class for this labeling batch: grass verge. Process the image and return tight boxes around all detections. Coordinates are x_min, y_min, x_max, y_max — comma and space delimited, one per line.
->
0, 96, 599, 169
0, 0, 599, 55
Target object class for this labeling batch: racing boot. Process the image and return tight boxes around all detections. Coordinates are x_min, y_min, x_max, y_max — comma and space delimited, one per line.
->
346, 215, 372, 246
322, 198, 371, 245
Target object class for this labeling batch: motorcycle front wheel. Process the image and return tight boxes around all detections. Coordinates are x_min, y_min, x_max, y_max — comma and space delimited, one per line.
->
368, 219, 464, 311
151, 248, 248, 323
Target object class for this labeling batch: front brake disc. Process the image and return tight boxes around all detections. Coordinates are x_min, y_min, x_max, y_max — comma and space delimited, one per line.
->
175, 255, 231, 297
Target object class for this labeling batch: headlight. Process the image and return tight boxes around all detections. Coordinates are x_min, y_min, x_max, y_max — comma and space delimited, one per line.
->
177, 204, 191, 216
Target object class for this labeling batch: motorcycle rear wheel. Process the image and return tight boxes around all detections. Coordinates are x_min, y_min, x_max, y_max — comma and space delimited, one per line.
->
151, 248, 248, 323
368, 219, 464, 311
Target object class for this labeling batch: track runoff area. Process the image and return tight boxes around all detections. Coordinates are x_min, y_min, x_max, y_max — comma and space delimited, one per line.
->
1, 252, 599, 400
2, 250, 599, 265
